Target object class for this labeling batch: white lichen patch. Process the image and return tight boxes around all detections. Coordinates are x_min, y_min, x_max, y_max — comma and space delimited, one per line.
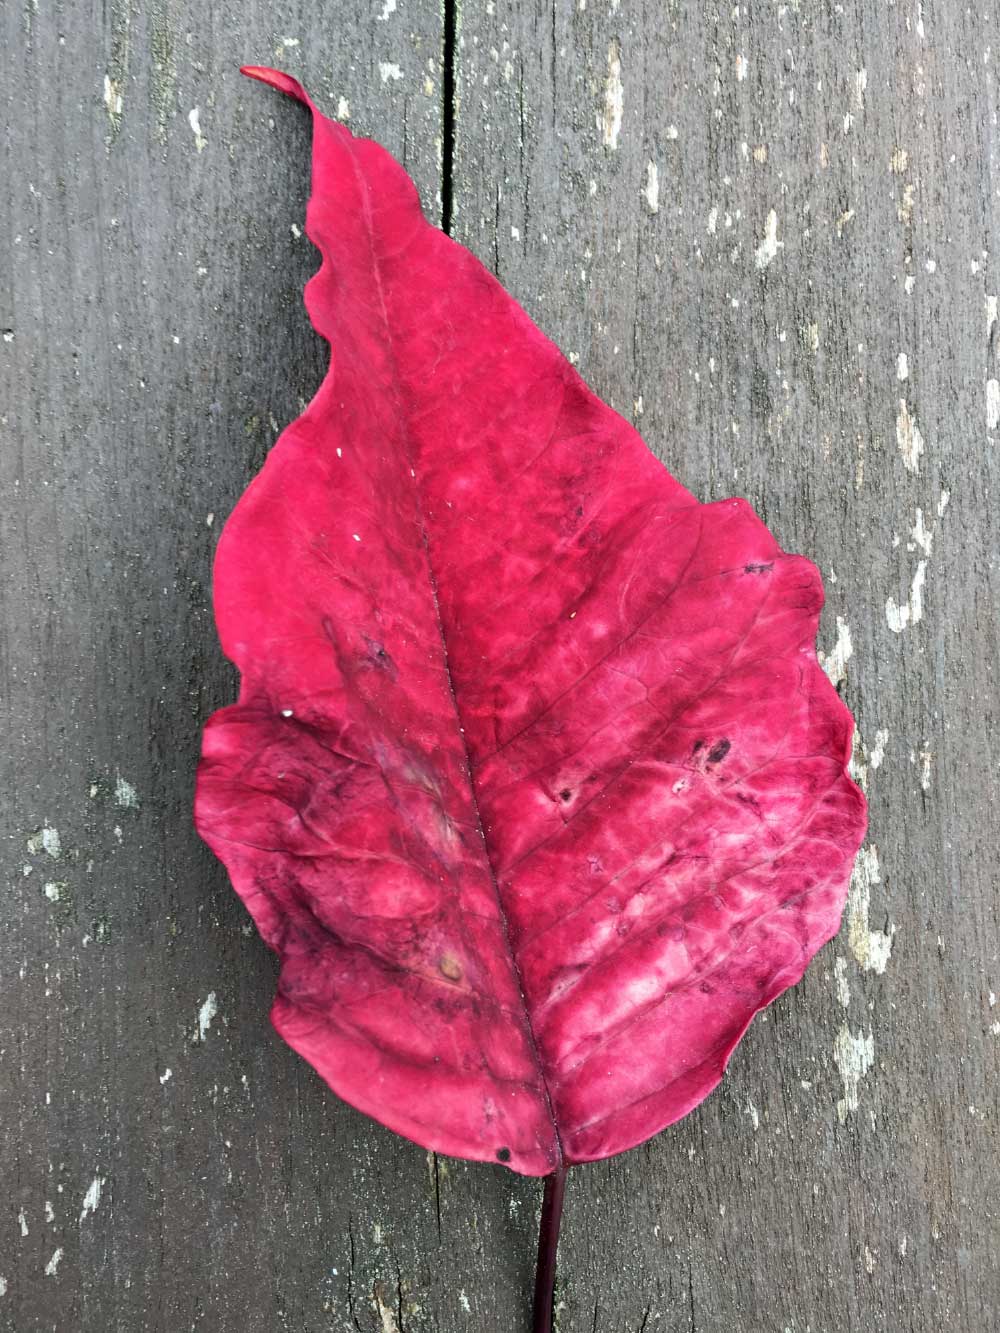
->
80, 1176, 104, 1223
886, 560, 926, 633
754, 209, 781, 269
28, 826, 62, 859
599, 40, 623, 149
44, 1248, 64, 1278
187, 108, 207, 152
377, 0, 397, 18
103, 75, 123, 126
43, 882, 66, 903
735, 53, 748, 81
987, 378, 1000, 430
895, 398, 924, 472
114, 773, 140, 809
642, 160, 659, 213
378, 62, 403, 83
897, 352, 909, 381
819, 616, 853, 689
908, 508, 935, 556
848, 730, 873, 794
836, 208, 855, 238
847, 846, 895, 973
834, 1024, 874, 1123
336, 96, 351, 121
869, 728, 889, 773
834, 955, 851, 1008
197, 992, 218, 1042
375, 1286, 402, 1333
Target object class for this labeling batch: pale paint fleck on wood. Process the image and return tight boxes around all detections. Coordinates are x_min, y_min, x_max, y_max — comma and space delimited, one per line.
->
2, 0, 998, 1329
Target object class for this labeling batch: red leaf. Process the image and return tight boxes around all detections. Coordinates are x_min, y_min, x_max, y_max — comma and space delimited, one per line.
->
195, 68, 867, 1179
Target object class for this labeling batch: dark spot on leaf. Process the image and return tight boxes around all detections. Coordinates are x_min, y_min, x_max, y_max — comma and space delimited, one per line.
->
559, 788, 572, 802
735, 791, 762, 816
692, 739, 705, 754
362, 636, 397, 680
744, 561, 773, 574
707, 739, 731, 765
496, 1146, 511, 1162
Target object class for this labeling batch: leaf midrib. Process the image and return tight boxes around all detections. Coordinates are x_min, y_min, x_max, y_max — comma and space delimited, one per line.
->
343, 134, 565, 1168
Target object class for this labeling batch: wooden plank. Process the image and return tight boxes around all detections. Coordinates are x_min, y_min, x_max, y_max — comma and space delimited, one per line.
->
3, 0, 998, 1330
451, 1, 1000, 1330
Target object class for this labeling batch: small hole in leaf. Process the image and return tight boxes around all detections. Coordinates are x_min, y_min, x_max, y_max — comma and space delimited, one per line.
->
438, 954, 462, 982
496, 1147, 511, 1163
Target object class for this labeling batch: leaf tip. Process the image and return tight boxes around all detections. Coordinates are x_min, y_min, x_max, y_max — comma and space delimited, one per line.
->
240, 65, 311, 107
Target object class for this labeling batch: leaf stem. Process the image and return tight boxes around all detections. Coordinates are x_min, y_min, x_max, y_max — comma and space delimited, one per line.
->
532, 1165, 568, 1333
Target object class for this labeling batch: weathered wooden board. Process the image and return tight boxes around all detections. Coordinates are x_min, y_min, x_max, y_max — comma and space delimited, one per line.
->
2, 0, 998, 1329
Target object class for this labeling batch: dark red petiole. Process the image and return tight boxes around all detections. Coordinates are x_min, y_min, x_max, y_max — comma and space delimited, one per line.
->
532, 1165, 568, 1333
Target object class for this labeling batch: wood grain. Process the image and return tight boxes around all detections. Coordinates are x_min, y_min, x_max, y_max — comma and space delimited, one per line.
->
2, 1, 997, 1329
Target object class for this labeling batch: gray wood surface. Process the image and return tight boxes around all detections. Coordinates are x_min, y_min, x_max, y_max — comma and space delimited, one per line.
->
3, 1, 998, 1329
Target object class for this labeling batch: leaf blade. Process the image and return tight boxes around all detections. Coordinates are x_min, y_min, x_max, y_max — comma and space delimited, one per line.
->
195, 68, 866, 1174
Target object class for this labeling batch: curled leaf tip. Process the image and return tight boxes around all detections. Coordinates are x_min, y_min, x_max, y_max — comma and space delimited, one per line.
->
239, 65, 311, 106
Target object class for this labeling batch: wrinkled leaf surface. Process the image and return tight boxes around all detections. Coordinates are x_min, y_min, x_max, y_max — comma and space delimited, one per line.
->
195, 68, 867, 1176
